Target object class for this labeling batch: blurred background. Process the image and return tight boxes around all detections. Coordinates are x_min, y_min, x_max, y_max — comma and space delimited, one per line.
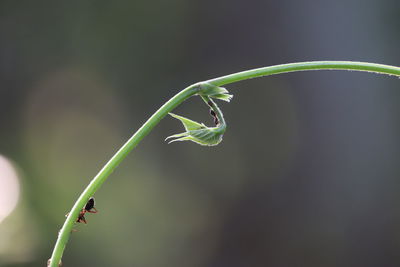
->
0, 1, 400, 266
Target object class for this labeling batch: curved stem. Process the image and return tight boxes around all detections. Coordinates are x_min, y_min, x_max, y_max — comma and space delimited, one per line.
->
206, 61, 400, 86
48, 84, 199, 267
48, 61, 400, 267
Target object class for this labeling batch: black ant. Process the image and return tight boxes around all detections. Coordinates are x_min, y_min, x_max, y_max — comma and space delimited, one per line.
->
209, 109, 219, 125
207, 101, 219, 126
66, 197, 98, 224
77, 197, 98, 224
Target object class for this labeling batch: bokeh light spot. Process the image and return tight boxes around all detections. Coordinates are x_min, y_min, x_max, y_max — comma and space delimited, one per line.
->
0, 155, 20, 223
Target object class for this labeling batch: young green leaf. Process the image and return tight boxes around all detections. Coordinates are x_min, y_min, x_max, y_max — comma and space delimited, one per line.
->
166, 113, 225, 146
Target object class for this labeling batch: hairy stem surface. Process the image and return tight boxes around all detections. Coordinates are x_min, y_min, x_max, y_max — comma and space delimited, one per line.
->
49, 61, 400, 267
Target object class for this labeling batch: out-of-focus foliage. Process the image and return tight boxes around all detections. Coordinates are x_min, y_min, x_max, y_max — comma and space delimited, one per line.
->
0, 0, 399, 267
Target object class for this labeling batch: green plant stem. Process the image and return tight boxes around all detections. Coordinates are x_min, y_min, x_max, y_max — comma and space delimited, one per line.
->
207, 61, 400, 86
48, 84, 200, 267
49, 61, 400, 267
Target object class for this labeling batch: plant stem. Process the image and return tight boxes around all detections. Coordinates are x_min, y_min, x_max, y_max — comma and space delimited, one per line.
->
49, 61, 400, 267
207, 61, 400, 86
48, 84, 199, 267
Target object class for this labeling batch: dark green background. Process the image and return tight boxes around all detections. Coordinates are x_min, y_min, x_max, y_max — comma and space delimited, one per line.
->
1, 1, 400, 266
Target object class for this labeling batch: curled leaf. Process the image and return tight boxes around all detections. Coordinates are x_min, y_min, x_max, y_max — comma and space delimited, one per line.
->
166, 113, 225, 146
198, 83, 233, 102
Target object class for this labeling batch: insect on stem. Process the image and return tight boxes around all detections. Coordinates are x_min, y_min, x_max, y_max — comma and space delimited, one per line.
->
66, 197, 98, 225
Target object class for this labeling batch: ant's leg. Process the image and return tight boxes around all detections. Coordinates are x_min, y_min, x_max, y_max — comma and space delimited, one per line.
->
77, 214, 87, 224
87, 208, 98, 213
